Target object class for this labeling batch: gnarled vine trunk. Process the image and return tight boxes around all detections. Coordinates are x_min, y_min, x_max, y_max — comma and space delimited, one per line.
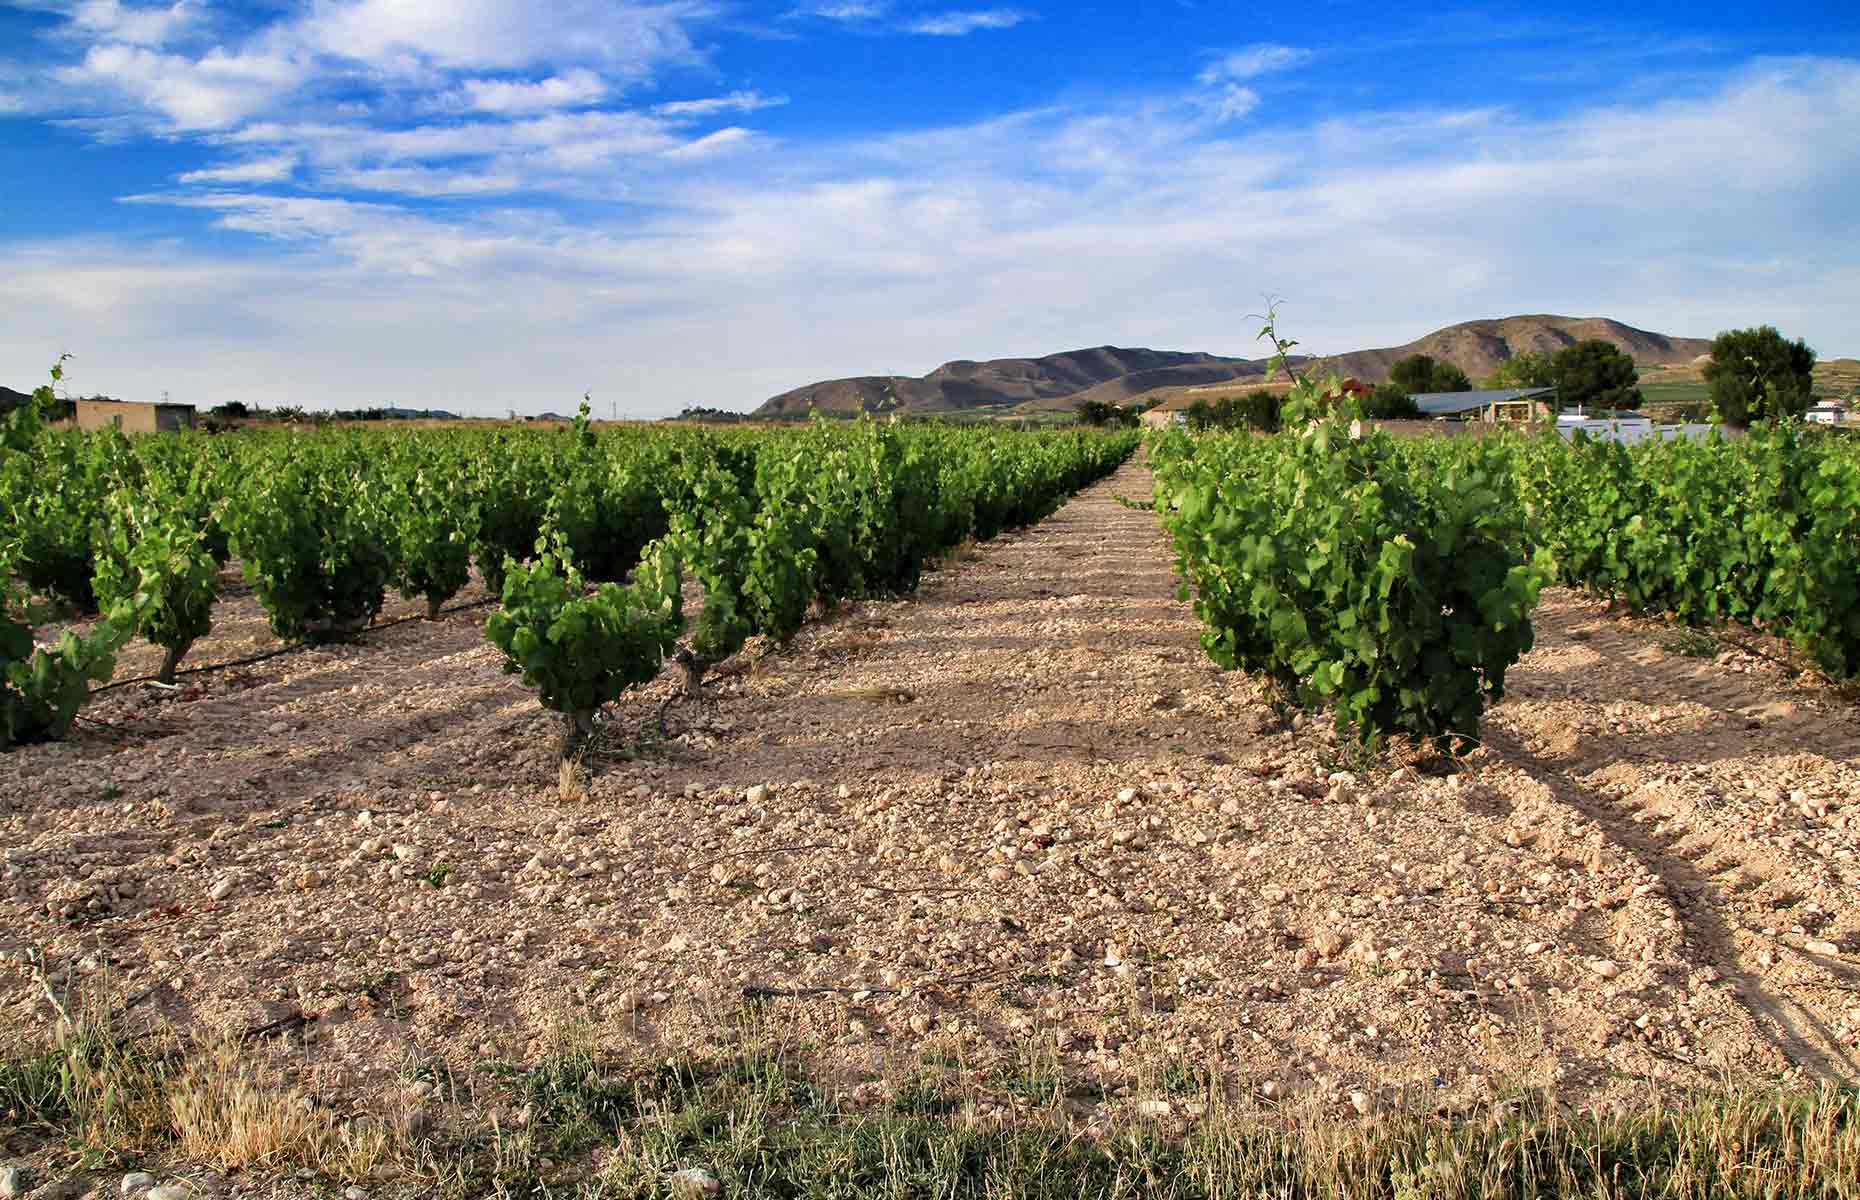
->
156, 641, 191, 686
558, 708, 597, 801
671, 646, 717, 699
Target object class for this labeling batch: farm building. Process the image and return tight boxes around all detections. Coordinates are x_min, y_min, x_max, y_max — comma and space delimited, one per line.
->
73, 398, 199, 433
1555, 408, 1716, 445
1138, 377, 1305, 428
1408, 387, 1556, 423
1806, 401, 1848, 424
0, 386, 74, 421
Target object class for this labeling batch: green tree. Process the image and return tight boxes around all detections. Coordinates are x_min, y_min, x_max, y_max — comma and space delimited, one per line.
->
1362, 383, 1420, 419
1074, 399, 1135, 428
1432, 361, 1471, 392
1484, 351, 1555, 389
1227, 389, 1282, 432
1703, 326, 1817, 425
1552, 340, 1641, 411
1388, 354, 1471, 395
1183, 391, 1281, 432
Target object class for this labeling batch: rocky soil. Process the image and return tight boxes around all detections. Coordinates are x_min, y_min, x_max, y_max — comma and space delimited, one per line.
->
3, 458, 1858, 1134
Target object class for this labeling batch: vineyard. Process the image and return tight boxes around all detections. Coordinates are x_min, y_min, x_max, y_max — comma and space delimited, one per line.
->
1, 378, 1136, 763
1153, 394, 1860, 749
3, 369, 1860, 1195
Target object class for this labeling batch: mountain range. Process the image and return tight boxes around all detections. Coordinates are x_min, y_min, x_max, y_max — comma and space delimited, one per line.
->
750, 315, 1717, 418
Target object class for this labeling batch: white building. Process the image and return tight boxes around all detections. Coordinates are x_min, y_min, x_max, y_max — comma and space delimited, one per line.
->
1555, 408, 1715, 445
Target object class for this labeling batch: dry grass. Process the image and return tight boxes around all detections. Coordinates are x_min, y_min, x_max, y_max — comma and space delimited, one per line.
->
3, 986, 1858, 1198
166, 1042, 358, 1172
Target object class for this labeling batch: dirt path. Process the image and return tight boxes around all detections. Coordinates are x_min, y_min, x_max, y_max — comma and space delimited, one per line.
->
3, 458, 1858, 1120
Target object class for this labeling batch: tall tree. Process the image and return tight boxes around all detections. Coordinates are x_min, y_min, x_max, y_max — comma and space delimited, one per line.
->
1484, 351, 1555, 389
1703, 326, 1817, 425
1387, 354, 1472, 395
1552, 340, 1641, 411
1363, 383, 1420, 418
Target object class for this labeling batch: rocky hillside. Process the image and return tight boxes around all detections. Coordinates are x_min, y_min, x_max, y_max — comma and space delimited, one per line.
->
1310, 316, 1714, 386
750, 316, 1718, 418
752, 347, 1257, 418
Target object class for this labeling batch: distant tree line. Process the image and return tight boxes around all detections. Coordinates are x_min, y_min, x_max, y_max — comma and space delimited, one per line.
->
1072, 323, 1824, 434
677, 406, 750, 423
1472, 327, 1819, 426
1072, 399, 1143, 428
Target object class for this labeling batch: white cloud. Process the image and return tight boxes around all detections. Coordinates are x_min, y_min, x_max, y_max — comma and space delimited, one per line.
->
655, 90, 789, 119
227, 109, 708, 174
1197, 44, 1311, 84
1202, 84, 1258, 123
167, 103, 767, 201
905, 9, 1029, 36
1189, 43, 1306, 125
21, 0, 721, 136
55, 42, 307, 129
175, 153, 298, 184
660, 126, 761, 159
789, 2, 887, 21
66, 0, 204, 47
6, 58, 1858, 419
457, 69, 611, 114
310, 165, 533, 197
291, 0, 707, 75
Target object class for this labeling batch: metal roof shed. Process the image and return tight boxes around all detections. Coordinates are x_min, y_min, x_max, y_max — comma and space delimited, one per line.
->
1408, 387, 1555, 421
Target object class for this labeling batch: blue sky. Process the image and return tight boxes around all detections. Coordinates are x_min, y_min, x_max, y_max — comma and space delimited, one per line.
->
2, 1, 1857, 416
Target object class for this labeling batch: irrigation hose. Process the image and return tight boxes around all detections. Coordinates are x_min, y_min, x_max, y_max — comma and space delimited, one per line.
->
91, 596, 500, 695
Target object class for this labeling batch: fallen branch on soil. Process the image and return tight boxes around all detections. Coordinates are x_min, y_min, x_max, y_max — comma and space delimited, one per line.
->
861, 882, 970, 897
742, 963, 1018, 1001
241, 1010, 317, 1042
688, 842, 841, 874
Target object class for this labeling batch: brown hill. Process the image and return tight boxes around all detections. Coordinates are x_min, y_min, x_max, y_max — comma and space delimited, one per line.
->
752, 347, 1253, 418
1016, 361, 1289, 413
1311, 316, 1714, 384
751, 317, 1719, 419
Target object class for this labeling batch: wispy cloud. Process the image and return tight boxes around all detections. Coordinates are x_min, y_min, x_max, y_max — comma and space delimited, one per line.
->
287, 0, 709, 75
904, 9, 1030, 36
1190, 43, 1308, 125
31, 0, 716, 136
456, 70, 611, 114
14, 0, 775, 197
661, 125, 763, 159
56, 43, 308, 130
1197, 43, 1312, 84
1201, 84, 1259, 123
788, 1, 888, 20
175, 153, 298, 185
64, 0, 206, 48
654, 90, 789, 119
